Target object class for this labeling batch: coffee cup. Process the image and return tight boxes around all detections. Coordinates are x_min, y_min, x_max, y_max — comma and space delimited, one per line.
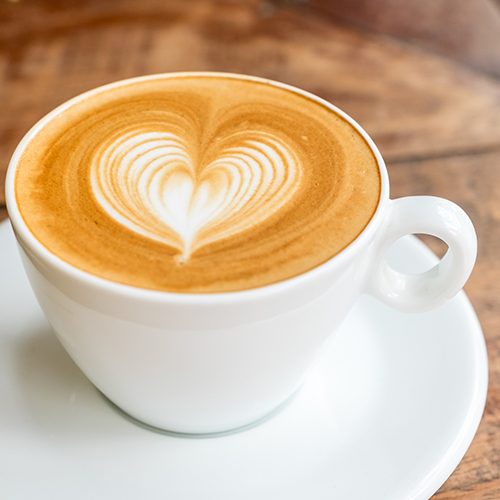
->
5, 72, 477, 434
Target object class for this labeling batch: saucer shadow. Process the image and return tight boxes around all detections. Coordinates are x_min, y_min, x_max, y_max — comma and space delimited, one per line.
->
14, 321, 296, 440
14, 321, 135, 439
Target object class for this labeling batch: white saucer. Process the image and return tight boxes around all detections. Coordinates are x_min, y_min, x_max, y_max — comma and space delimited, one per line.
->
0, 220, 488, 500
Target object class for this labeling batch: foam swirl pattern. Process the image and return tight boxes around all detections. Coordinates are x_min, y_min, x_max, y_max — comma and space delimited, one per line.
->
15, 75, 381, 292
91, 130, 302, 262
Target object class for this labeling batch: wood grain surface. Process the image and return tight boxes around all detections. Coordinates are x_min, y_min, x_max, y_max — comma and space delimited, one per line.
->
1, 1, 499, 497
310, 0, 500, 78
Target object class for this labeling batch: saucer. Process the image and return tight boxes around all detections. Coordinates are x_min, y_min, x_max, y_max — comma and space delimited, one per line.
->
0, 220, 488, 500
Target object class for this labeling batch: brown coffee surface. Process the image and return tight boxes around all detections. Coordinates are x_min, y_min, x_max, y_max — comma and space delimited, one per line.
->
15, 74, 380, 292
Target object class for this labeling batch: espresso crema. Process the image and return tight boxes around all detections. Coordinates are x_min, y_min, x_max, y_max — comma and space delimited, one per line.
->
15, 74, 381, 292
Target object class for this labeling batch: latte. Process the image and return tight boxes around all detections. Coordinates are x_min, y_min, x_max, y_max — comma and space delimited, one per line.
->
14, 74, 380, 292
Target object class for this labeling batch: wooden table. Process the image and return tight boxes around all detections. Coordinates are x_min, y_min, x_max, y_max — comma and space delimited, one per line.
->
1, 1, 499, 497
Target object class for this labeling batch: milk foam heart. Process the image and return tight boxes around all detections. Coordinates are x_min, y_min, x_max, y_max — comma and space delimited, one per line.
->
91, 130, 302, 262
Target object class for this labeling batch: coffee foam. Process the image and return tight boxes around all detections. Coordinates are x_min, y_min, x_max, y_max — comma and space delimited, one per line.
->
15, 75, 381, 292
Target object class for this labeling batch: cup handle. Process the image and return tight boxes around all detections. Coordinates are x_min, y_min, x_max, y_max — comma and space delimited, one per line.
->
366, 196, 477, 313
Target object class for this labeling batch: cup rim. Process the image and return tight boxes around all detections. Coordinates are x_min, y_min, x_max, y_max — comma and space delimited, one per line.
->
5, 71, 390, 304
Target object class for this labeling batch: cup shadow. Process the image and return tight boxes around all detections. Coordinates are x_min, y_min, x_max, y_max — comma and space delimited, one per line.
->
14, 320, 137, 440
13, 321, 297, 440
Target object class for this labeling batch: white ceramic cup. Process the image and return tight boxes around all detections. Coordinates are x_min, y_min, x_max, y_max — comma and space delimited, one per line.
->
5, 73, 477, 435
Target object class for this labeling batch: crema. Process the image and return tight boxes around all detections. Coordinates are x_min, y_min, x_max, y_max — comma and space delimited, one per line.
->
14, 74, 381, 292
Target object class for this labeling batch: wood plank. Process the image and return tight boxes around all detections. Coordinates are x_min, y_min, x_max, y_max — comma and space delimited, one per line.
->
388, 150, 500, 499
2, 0, 500, 205
308, 0, 500, 78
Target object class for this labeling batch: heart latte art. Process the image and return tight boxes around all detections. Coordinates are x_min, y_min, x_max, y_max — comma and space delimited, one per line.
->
15, 75, 381, 292
91, 129, 302, 262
